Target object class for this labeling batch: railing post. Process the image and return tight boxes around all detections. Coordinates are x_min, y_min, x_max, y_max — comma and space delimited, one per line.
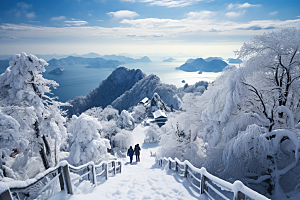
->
105, 163, 108, 180
184, 164, 188, 178
58, 167, 64, 191
119, 161, 122, 173
111, 161, 115, 175
62, 164, 74, 194
175, 161, 178, 172
169, 160, 171, 170
200, 175, 208, 194
0, 189, 13, 200
235, 191, 246, 200
114, 161, 116, 175
88, 163, 96, 186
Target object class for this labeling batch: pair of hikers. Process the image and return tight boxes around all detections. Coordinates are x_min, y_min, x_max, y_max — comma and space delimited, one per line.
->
127, 144, 141, 163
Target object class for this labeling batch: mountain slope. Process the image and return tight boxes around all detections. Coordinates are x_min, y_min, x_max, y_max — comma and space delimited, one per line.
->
111, 74, 181, 112
66, 67, 146, 117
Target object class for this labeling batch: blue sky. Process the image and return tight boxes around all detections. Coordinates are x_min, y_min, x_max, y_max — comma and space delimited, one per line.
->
0, 0, 299, 57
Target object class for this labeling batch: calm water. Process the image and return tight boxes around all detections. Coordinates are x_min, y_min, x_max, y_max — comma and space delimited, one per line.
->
42, 57, 221, 102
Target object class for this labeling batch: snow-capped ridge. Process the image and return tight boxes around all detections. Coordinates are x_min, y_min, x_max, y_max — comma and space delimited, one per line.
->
66, 67, 146, 117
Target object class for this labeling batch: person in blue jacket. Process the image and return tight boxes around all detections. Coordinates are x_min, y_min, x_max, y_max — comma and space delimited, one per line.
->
127, 146, 134, 163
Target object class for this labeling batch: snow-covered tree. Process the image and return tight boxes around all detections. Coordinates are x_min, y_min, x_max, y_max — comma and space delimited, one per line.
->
116, 110, 135, 130
84, 105, 119, 122
200, 28, 300, 196
111, 130, 133, 152
0, 53, 68, 172
157, 110, 206, 166
131, 104, 146, 123
236, 28, 300, 131
67, 114, 111, 166
0, 109, 27, 151
0, 109, 28, 179
201, 66, 249, 146
144, 123, 163, 143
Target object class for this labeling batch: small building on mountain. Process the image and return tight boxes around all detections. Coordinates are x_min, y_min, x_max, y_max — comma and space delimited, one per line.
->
153, 110, 167, 126
139, 97, 150, 106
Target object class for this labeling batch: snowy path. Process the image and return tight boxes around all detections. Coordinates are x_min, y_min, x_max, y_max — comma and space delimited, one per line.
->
64, 125, 202, 200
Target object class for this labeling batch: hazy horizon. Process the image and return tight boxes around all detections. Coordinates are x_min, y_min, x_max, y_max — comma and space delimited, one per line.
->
1, 0, 299, 58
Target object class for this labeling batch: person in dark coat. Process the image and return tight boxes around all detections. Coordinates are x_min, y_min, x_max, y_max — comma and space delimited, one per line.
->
134, 144, 141, 162
127, 146, 134, 163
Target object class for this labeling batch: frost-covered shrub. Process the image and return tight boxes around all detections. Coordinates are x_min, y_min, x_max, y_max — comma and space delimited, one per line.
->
101, 120, 120, 140
144, 123, 163, 143
157, 111, 206, 167
84, 105, 119, 122
177, 81, 208, 99
0, 109, 27, 152
68, 114, 111, 166
116, 110, 135, 130
111, 130, 133, 152
222, 124, 271, 178
131, 105, 146, 123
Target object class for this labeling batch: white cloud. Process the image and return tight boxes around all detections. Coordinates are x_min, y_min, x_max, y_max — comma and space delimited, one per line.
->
186, 11, 215, 20
16, 2, 32, 10
107, 10, 139, 19
12, 2, 35, 19
26, 12, 36, 19
227, 3, 261, 10
1, 16, 300, 43
225, 11, 246, 18
143, 0, 204, 7
121, 0, 205, 8
297, 15, 300, 18
269, 11, 278, 15
64, 20, 88, 26
51, 16, 66, 21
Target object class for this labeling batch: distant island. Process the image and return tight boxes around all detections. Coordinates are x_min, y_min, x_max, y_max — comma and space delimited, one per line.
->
163, 58, 176, 62
227, 58, 243, 64
48, 68, 65, 75
176, 57, 228, 73
85, 60, 124, 69
48, 56, 125, 69
101, 55, 151, 63
48, 55, 151, 68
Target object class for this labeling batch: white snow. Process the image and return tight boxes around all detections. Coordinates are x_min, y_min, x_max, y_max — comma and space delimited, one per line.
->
49, 125, 203, 200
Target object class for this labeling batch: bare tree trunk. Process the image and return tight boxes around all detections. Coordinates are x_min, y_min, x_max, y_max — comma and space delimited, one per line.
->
55, 140, 58, 166
42, 135, 51, 156
34, 121, 50, 169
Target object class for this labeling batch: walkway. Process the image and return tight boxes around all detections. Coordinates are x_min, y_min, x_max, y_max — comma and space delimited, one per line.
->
67, 125, 203, 200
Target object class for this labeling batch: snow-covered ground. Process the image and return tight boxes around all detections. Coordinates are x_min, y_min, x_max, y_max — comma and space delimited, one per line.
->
50, 125, 205, 200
